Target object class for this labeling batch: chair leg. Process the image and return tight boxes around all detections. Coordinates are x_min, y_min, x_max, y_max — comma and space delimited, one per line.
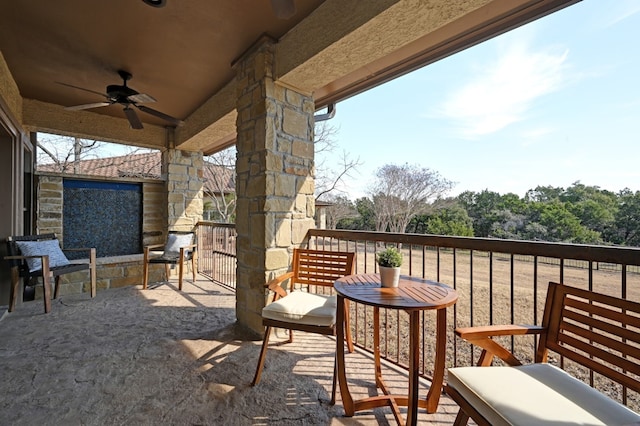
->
191, 256, 196, 282
89, 249, 97, 298
178, 259, 184, 291
252, 326, 272, 386
331, 354, 338, 405
142, 261, 149, 290
42, 276, 52, 314
53, 276, 61, 299
453, 410, 470, 426
8, 268, 20, 312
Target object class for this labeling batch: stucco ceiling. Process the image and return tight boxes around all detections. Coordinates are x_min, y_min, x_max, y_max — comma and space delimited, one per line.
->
0, 0, 579, 154
0, 0, 323, 127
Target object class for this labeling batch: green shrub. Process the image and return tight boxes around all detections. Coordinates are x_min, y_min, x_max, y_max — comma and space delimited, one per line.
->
377, 247, 403, 267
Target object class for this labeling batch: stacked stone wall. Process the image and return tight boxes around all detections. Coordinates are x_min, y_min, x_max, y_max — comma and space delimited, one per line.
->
165, 149, 204, 232
33, 173, 168, 297
234, 38, 316, 332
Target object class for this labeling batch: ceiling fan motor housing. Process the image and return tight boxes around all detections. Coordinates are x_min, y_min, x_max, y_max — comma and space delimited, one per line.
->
106, 85, 138, 103
61, 69, 181, 128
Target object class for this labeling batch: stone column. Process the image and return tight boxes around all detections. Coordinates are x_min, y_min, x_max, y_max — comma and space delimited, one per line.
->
36, 175, 64, 240
164, 149, 204, 231
234, 37, 316, 333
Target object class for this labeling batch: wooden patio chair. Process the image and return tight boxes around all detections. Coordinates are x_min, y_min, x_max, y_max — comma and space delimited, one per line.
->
142, 231, 197, 290
5, 233, 97, 313
252, 248, 356, 403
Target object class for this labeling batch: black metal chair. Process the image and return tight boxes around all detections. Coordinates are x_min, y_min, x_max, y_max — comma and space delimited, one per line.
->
142, 231, 197, 290
5, 233, 97, 313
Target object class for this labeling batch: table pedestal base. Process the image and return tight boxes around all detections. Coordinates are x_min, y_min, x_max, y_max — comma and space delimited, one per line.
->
336, 299, 448, 426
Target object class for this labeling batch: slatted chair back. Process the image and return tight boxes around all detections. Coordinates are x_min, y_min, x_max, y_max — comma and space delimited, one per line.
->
537, 281, 640, 394
289, 248, 356, 293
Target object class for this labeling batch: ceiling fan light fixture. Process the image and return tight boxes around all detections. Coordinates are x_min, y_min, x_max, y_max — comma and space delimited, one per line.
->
142, 0, 166, 8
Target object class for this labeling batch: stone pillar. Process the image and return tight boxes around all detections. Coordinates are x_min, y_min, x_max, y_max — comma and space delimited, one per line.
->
36, 175, 64, 240
164, 149, 204, 231
234, 37, 316, 333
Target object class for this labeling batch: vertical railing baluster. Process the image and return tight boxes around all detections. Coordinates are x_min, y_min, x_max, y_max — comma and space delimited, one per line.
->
510, 254, 515, 353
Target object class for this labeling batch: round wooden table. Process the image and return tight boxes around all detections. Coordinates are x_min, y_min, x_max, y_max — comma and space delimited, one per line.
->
334, 273, 458, 426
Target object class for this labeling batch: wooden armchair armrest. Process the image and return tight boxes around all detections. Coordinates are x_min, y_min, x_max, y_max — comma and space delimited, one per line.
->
61, 247, 96, 265
265, 271, 294, 301
179, 244, 197, 253
3, 254, 52, 273
4, 254, 51, 262
4, 255, 34, 261
143, 244, 165, 259
455, 324, 545, 367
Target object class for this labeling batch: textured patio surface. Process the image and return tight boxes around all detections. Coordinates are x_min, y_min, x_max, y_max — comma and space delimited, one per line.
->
0, 276, 461, 425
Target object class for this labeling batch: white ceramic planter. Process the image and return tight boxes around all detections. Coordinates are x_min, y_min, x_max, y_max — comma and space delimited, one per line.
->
379, 266, 401, 287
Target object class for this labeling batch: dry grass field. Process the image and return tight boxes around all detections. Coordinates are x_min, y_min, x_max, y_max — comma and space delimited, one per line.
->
344, 246, 640, 411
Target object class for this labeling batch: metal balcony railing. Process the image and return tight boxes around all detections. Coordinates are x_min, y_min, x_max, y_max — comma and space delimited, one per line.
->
196, 223, 640, 409
197, 221, 237, 290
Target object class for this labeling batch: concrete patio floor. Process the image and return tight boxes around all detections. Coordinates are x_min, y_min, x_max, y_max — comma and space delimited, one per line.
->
0, 275, 462, 425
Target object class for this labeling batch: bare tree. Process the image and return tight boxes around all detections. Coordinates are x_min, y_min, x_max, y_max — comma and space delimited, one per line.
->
321, 195, 357, 229
369, 163, 454, 233
37, 135, 102, 172
204, 146, 236, 223
36, 133, 158, 176
314, 121, 362, 200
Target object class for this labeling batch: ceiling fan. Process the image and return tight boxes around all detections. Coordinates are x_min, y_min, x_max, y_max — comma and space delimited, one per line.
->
60, 70, 183, 129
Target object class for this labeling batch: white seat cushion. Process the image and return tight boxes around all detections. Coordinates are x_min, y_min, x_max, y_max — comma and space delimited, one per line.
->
262, 291, 336, 327
448, 364, 640, 426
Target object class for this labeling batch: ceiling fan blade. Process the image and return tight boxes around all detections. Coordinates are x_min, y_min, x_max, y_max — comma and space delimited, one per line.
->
123, 106, 143, 129
127, 93, 156, 104
136, 105, 183, 126
56, 81, 108, 98
65, 102, 111, 111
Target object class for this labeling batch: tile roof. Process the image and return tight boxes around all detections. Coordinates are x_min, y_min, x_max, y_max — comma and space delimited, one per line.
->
37, 152, 235, 193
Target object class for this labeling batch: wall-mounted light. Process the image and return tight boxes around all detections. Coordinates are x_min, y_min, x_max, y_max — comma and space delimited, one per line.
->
142, 0, 166, 8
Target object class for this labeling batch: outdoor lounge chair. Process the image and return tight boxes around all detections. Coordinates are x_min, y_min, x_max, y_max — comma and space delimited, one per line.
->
252, 248, 356, 403
5, 233, 97, 313
142, 231, 197, 290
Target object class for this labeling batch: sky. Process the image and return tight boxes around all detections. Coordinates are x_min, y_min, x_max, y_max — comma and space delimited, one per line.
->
320, 0, 640, 200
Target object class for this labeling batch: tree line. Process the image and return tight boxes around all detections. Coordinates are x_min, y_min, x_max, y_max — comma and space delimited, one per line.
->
321, 164, 640, 248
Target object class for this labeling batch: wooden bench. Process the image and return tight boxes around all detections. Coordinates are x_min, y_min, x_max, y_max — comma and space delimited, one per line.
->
445, 281, 640, 426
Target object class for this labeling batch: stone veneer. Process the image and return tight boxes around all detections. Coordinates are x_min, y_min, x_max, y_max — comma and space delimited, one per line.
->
234, 37, 316, 333
164, 149, 204, 232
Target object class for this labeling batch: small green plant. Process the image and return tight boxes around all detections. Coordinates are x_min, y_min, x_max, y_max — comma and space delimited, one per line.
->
377, 247, 403, 268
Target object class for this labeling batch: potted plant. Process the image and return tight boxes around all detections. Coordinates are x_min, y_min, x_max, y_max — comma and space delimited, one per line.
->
377, 246, 403, 287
